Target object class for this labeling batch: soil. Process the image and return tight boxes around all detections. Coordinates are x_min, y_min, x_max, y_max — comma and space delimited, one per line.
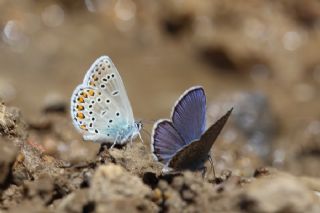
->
0, 0, 320, 212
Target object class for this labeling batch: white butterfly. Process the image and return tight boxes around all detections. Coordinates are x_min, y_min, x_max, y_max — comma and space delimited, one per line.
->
70, 56, 142, 147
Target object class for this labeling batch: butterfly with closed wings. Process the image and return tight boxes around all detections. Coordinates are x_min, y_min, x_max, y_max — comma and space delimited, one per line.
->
70, 56, 142, 147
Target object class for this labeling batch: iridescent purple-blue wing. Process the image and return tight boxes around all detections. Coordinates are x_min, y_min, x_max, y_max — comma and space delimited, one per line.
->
171, 86, 206, 144
151, 120, 185, 165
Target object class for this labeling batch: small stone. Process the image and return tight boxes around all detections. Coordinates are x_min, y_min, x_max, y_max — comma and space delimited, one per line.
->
253, 167, 270, 178
237, 173, 318, 213
171, 176, 184, 191
151, 188, 163, 203
181, 189, 194, 202
158, 180, 169, 191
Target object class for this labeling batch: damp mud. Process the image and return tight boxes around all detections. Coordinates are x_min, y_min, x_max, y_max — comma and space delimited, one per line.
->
1, 0, 320, 212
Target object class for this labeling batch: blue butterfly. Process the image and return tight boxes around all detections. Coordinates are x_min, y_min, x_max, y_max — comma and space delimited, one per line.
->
70, 56, 142, 147
151, 86, 232, 173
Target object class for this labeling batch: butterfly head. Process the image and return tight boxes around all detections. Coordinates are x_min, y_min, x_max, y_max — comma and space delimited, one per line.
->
135, 120, 143, 131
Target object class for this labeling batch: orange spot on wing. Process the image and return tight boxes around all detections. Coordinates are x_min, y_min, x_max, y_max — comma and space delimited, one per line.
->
77, 112, 85, 119
77, 97, 85, 103
80, 92, 88, 98
88, 90, 95, 96
80, 124, 87, 130
76, 105, 84, 110
90, 81, 95, 86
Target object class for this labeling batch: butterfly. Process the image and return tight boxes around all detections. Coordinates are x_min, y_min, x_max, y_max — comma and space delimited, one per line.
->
70, 56, 142, 147
151, 86, 232, 173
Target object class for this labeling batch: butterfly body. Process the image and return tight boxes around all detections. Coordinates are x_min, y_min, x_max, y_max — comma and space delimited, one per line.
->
151, 86, 232, 173
70, 56, 141, 145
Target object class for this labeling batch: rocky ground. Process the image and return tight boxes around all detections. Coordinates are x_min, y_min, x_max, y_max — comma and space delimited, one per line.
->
0, 101, 320, 213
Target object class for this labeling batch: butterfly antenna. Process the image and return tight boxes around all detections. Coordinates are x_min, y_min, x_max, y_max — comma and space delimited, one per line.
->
208, 155, 216, 179
111, 134, 119, 149
141, 119, 157, 125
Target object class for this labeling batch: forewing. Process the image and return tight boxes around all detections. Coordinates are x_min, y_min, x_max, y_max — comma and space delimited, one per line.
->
151, 120, 185, 165
168, 108, 233, 171
83, 56, 134, 124
171, 86, 206, 144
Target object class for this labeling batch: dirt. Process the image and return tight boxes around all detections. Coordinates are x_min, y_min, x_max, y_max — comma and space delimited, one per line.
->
0, 0, 320, 212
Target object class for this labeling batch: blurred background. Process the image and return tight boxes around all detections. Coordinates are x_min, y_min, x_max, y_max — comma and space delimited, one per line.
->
0, 0, 319, 177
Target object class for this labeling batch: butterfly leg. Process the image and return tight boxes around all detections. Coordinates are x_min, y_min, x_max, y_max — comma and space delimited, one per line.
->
138, 132, 144, 144
208, 155, 216, 179
201, 166, 207, 179
130, 135, 133, 147
111, 134, 119, 149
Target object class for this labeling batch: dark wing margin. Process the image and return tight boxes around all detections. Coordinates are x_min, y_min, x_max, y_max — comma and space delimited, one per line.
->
200, 107, 233, 148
